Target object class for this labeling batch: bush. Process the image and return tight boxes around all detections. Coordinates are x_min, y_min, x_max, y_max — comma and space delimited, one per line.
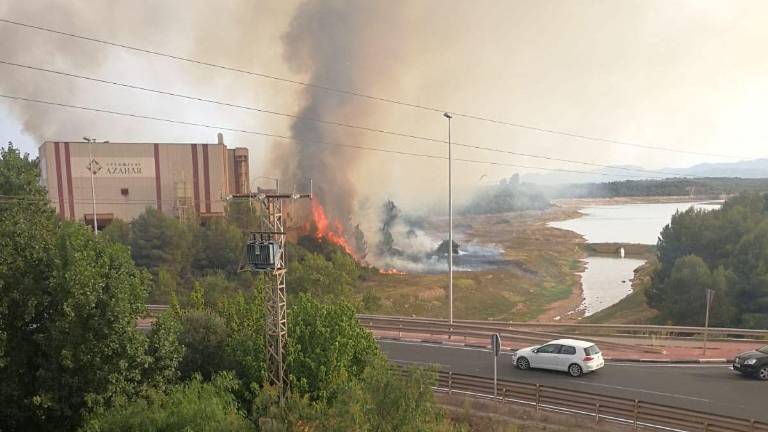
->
80, 373, 253, 432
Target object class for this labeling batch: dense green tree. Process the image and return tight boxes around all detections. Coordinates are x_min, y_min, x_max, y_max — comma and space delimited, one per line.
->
100, 219, 131, 247
193, 218, 243, 274
0, 220, 150, 431
130, 208, 196, 277
653, 255, 734, 325
177, 309, 230, 380
649, 192, 768, 327
144, 311, 184, 393
0, 142, 46, 197
289, 252, 359, 299
80, 373, 253, 432
286, 294, 378, 402
215, 286, 267, 392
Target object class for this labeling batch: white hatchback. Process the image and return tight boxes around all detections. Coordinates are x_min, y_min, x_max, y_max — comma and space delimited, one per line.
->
512, 339, 604, 377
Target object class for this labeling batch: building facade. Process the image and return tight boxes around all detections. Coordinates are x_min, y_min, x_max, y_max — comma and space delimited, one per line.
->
38, 134, 249, 225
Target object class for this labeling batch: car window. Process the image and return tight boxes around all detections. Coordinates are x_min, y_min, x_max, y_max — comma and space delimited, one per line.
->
759, 345, 768, 354
560, 346, 577, 355
584, 345, 601, 356
537, 344, 562, 354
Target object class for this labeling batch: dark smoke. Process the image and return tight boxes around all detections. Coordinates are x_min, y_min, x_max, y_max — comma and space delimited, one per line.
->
277, 0, 403, 231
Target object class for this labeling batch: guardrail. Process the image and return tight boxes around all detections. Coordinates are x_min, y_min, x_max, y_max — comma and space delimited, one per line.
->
360, 314, 768, 341
392, 364, 768, 432
359, 315, 666, 353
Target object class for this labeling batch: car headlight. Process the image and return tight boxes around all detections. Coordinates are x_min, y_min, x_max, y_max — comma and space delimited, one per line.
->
744, 358, 757, 365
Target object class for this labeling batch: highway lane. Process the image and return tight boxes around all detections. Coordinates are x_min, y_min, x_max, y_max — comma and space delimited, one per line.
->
380, 340, 768, 422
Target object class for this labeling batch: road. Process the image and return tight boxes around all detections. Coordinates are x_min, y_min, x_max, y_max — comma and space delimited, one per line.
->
380, 340, 768, 422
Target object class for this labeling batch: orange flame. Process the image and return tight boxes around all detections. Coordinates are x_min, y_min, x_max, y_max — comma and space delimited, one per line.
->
379, 268, 407, 275
311, 200, 355, 256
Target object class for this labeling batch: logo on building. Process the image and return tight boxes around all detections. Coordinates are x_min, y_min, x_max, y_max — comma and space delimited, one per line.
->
74, 157, 155, 178
86, 158, 103, 175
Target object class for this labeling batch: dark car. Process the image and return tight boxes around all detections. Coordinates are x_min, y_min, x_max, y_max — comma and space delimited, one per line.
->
732, 345, 768, 380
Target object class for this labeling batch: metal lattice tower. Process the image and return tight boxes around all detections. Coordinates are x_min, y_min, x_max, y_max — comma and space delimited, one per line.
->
233, 182, 311, 403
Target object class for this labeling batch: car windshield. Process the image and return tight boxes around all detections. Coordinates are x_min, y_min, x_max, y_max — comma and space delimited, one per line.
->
758, 345, 768, 354
584, 345, 601, 356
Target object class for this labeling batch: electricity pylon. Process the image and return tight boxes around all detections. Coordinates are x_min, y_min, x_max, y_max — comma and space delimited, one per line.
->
232, 181, 311, 403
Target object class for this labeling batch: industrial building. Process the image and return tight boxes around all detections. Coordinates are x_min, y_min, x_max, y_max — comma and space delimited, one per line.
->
38, 133, 249, 226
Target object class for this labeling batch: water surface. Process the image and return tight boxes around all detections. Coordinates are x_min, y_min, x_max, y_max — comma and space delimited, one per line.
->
579, 256, 645, 316
549, 201, 721, 244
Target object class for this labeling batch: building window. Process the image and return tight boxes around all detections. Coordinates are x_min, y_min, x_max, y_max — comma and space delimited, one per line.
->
121, 188, 129, 196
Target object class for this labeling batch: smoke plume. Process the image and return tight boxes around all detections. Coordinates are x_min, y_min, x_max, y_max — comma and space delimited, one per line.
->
276, 0, 406, 231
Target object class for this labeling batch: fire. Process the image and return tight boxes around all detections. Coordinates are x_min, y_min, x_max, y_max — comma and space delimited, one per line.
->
379, 268, 406, 275
311, 200, 355, 256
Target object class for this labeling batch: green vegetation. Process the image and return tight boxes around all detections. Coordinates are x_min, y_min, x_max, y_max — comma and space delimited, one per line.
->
647, 192, 768, 328
551, 177, 768, 199
0, 143, 469, 430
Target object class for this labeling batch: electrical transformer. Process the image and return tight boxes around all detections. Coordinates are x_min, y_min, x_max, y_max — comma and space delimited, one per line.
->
245, 240, 280, 271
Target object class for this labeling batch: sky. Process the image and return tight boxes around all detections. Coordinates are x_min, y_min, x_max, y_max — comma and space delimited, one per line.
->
1, 0, 768, 212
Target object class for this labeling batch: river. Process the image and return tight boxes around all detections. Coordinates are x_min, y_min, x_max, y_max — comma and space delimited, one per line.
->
550, 201, 721, 316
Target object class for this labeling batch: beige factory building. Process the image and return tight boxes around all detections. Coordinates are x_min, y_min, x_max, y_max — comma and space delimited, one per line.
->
38, 134, 249, 226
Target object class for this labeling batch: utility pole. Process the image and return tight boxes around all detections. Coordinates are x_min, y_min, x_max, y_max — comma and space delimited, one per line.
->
233, 179, 312, 404
83, 137, 107, 233
443, 113, 454, 324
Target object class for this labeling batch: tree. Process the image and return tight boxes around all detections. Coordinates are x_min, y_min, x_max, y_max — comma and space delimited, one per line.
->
0, 220, 151, 431
80, 373, 253, 432
654, 255, 734, 326
286, 294, 378, 402
177, 309, 230, 380
0, 142, 46, 197
193, 218, 243, 274
100, 219, 131, 247
130, 208, 196, 278
144, 311, 184, 393
289, 252, 358, 299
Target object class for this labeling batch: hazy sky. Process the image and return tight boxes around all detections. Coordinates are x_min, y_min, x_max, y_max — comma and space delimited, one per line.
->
1, 0, 767, 210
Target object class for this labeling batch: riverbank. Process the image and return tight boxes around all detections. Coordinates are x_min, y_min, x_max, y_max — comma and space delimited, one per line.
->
359, 206, 586, 321
361, 196, 684, 323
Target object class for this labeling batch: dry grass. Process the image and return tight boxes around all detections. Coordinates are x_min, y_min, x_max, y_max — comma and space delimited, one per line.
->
359, 206, 586, 321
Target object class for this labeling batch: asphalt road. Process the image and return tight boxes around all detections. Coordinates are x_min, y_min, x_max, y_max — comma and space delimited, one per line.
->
380, 340, 768, 422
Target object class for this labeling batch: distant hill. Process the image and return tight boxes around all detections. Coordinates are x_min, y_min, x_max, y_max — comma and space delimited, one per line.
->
522, 159, 768, 185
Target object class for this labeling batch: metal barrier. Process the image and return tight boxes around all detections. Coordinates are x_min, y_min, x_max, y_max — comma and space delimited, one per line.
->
391, 364, 768, 432
360, 314, 768, 341
359, 315, 666, 353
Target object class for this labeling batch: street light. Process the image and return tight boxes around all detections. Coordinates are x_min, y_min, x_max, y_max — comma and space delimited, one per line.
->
444, 112, 453, 324
83, 137, 108, 234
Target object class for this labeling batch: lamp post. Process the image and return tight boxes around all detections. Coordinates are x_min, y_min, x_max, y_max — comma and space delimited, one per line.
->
83, 137, 108, 234
444, 112, 453, 324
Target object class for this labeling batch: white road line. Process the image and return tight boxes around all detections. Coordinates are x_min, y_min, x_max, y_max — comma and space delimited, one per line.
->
379, 340, 729, 367
576, 382, 712, 402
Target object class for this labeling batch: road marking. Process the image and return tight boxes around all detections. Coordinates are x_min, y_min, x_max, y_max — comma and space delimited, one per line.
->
577, 382, 711, 402
379, 340, 729, 367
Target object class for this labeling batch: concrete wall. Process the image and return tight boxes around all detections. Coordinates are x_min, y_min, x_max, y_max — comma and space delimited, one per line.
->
38, 140, 249, 224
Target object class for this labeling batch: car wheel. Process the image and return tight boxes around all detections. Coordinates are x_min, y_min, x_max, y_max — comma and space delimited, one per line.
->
758, 366, 768, 381
516, 357, 530, 370
568, 364, 583, 377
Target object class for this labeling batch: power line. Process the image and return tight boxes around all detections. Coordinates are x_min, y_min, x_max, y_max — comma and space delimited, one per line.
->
0, 92, 670, 179
0, 59, 688, 178
0, 17, 748, 160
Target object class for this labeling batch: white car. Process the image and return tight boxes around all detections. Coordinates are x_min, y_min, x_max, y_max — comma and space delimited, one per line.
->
512, 339, 604, 377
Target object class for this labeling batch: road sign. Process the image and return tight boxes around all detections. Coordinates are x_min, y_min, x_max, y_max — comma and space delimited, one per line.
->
490, 333, 501, 397
490, 333, 501, 357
